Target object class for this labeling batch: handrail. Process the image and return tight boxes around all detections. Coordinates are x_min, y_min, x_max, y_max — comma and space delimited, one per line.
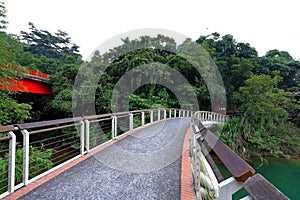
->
18, 117, 83, 130
194, 117, 255, 182
198, 127, 255, 181
84, 113, 113, 120
130, 110, 147, 113
83, 110, 148, 120
243, 174, 290, 200
197, 136, 224, 182
28, 122, 82, 135
0, 125, 15, 133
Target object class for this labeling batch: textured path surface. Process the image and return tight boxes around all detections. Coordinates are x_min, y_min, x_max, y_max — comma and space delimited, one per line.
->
19, 118, 190, 200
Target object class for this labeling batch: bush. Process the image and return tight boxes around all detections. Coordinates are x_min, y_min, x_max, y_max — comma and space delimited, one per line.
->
0, 144, 53, 193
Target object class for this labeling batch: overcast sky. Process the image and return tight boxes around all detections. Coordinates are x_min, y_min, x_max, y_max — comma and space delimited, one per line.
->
3, 0, 300, 60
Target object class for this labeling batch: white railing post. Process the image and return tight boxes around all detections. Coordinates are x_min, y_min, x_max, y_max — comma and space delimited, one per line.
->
21, 129, 30, 186
150, 110, 153, 123
174, 109, 177, 118
141, 112, 145, 126
129, 113, 133, 131
8, 131, 16, 193
218, 177, 243, 200
164, 109, 167, 119
169, 109, 172, 118
111, 116, 115, 139
80, 120, 85, 155
84, 120, 90, 152
111, 116, 118, 139
194, 154, 201, 198
157, 109, 161, 121
114, 116, 117, 138
179, 110, 181, 117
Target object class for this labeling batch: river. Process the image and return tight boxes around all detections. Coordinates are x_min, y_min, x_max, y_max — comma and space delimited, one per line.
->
216, 157, 300, 199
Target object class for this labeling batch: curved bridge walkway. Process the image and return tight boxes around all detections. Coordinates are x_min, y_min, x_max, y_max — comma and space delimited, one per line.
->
17, 118, 190, 200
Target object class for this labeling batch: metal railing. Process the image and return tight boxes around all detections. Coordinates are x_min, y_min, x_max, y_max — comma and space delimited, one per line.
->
0, 108, 192, 198
0, 125, 16, 199
17, 117, 85, 188
195, 111, 228, 124
190, 111, 289, 200
1, 64, 50, 79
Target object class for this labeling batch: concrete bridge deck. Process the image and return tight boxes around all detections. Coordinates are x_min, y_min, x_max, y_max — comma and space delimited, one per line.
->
12, 118, 192, 200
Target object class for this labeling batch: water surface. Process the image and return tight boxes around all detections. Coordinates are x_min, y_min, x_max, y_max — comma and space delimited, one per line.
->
216, 157, 300, 199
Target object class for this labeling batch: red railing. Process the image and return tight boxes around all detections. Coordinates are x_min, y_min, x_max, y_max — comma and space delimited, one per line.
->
25, 68, 50, 79
2, 64, 50, 79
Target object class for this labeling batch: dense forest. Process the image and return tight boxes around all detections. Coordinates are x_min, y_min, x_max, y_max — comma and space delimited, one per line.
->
0, 2, 299, 159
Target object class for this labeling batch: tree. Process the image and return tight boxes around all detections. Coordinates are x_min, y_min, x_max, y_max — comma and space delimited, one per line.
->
220, 72, 300, 158
48, 63, 80, 118
255, 49, 300, 91
83, 35, 209, 113
20, 23, 81, 73
236, 72, 293, 129
0, 1, 8, 31
0, 2, 31, 126
196, 33, 258, 111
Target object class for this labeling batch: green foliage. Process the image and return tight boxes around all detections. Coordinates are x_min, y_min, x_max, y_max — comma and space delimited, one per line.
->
20, 23, 81, 66
219, 117, 242, 151
74, 36, 211, 115
0, 2, 32, 126
0, 95, 31, 125
28, 145, 54, 177
0, 144, 53, 193
48, 63, 80, 117
256, 49, 300, 91
235, 72, 297, 129
0, 2, 8, 31
61, 126, 81, 149
221, 73, 300, 159
196, 33, 259, 110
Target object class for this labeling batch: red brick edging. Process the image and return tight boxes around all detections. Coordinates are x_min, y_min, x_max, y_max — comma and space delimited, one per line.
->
181, 128, 196, 200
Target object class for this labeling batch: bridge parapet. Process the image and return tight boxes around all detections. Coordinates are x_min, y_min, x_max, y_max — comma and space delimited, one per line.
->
190, 112, 290, 200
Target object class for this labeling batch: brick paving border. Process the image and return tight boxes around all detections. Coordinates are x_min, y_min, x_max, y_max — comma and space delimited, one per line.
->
180, 128, 196, 200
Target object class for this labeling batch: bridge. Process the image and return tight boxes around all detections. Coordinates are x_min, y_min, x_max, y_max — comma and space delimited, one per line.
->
0, 109, 289, 199
0, 65, 52, 94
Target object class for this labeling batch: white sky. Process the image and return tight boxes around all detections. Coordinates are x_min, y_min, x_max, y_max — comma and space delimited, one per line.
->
3, 0, 300, 60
